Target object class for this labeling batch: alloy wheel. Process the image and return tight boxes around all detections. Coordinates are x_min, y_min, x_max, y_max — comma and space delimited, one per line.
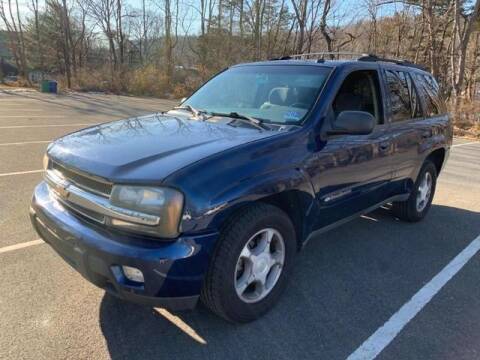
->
234, 228, 285, 303
416, 171, 433, 212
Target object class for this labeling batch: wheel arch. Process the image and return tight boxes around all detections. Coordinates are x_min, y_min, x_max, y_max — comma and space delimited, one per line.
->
204, 168, 317, 251
258, 190, 312, 250
425, 147, 446, 175
409, 146, 447, 187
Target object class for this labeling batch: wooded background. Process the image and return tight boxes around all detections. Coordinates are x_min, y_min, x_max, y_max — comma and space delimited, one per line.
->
0, 0, 480, 136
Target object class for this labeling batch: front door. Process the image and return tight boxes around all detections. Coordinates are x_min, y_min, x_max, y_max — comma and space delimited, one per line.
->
304, 69, 394, 229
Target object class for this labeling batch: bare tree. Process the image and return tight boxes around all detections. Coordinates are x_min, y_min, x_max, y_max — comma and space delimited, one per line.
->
116, 0, 125, 64
30, 0, 44, 68
319, 0, 332, 53
61, 0, 73, 86
86, 0, 118, 74
290, 0, 307, 53
452, 0, 480, 102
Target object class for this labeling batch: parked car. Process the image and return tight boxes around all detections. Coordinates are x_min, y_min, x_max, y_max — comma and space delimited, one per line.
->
30, 54, 452, 323
3, 75, 18, 83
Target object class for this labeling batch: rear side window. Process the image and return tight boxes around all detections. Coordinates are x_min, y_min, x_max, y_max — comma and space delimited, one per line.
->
406, 74, 422, 118
413, 74, 443, 116
384, 70, 422, 122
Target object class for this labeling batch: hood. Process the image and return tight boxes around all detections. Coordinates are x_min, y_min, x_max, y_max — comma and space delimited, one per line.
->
48, 113, 278, 183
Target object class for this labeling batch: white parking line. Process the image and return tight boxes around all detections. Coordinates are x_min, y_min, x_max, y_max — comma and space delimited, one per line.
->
155, 308, 207, 344
0, 140, 51, 146
0, 115, 66, 118
0, 239, 44, 255
452, 141, 479, 148
0, 109, 50, 112
0, 169, 43, 177
347, 234, 480, 360
0, 123, 92, 129
0, 103, 46, 105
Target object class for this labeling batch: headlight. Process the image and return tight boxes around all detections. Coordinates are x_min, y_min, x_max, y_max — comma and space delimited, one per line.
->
109, 185, 184, 238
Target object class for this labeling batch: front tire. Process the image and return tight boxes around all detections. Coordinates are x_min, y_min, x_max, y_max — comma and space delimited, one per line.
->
201, 203, 296, 323
392, 160, 437, 222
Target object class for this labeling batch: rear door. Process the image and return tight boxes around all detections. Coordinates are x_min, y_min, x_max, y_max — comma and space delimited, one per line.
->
410, 72, 451, 175
382, 67, 425, 190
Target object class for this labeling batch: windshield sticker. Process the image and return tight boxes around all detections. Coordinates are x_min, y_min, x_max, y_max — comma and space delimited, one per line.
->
284, 111, 302, 121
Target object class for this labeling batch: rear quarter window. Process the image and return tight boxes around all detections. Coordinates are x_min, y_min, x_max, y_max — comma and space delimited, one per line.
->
384, 70, 421, 122
413, 73, 445, 116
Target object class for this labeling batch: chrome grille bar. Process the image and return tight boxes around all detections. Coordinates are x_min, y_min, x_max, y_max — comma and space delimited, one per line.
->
50, 161, 112, 198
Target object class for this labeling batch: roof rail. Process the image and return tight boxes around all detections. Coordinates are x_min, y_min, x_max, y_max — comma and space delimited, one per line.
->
289, 52, 371, 60
358, 54, 427, 70
270, 52, 427, 70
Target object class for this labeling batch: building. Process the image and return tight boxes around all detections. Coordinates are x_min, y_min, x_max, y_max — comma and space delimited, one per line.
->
0, 57, 18, 77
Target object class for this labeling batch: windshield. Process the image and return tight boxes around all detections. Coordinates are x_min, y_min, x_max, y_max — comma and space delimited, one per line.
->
184, 65, 331, 125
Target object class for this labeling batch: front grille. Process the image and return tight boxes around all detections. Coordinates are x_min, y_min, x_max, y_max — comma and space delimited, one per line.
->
46, 161, 111, 225
51, 161, 112, 197
58, 197, 106, 224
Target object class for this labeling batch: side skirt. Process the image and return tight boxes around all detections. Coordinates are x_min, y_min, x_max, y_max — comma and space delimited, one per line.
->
302, 193, 410, 249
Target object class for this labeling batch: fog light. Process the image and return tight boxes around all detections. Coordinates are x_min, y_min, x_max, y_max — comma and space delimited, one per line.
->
122, 266, 144, 283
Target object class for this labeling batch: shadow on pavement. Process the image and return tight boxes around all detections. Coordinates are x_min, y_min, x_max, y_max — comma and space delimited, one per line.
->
99, 204, 480, 360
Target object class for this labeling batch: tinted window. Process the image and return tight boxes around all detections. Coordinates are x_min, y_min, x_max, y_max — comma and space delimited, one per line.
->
414, 74, 442, 116
185, 65, 331, 124
406, 73, 422, 118
385, 70, 413, 122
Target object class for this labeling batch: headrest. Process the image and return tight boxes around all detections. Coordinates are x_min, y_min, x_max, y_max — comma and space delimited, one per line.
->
269, 87, 292, 106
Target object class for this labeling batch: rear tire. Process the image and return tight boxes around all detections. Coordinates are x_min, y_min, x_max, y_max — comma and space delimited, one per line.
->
392, 160, 437, 222
201, 203, 296, 323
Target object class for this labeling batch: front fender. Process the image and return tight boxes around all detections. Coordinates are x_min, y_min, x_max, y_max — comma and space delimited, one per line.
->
179, 167, 316, 235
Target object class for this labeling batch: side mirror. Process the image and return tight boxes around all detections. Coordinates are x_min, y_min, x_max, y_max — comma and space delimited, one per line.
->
180, 97, 187, 104
328, 111, 375, 135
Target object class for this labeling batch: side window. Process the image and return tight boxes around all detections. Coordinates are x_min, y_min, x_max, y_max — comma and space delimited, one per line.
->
384, 70, 414, 122
406, 73, 423, 118
414, 74, 442, 116
332, 70, 383, 124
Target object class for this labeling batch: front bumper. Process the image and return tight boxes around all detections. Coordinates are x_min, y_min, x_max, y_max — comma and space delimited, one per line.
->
30, 182, 218, 311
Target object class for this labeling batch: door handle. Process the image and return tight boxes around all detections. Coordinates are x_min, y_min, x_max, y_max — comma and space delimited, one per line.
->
379, 141, 390, 151
422, 130, 432, 139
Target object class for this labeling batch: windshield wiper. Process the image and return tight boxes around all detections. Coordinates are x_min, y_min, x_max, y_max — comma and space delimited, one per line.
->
209, 112, 268, 130
173, 105, 205, 120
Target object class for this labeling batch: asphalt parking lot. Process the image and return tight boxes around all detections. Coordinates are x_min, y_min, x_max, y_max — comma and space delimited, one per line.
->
0, 88, 479, 360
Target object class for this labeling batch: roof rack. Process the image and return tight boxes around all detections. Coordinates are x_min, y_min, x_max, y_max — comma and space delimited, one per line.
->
358, 54, 427, 70
271, 52, 426, 70
288, 52, 370, 61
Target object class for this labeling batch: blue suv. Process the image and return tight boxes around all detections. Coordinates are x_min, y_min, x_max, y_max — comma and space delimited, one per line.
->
30, 54, 452, 322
